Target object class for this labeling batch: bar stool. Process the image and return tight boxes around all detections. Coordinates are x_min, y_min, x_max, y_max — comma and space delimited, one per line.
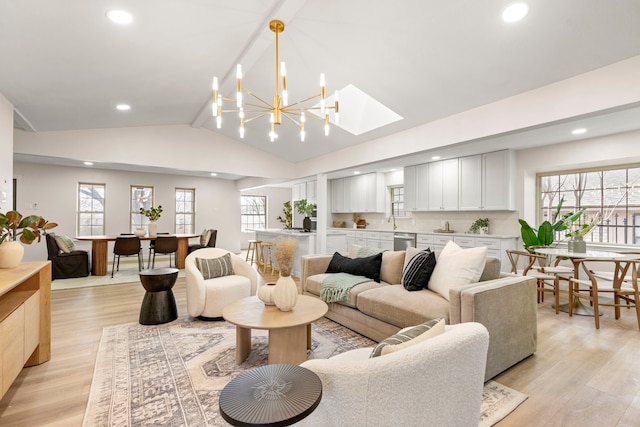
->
246, 240, 261, 265
260, 241, 275, 274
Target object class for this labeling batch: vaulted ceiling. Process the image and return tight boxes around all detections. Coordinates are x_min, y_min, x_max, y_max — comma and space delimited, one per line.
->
2, 0, 640, 171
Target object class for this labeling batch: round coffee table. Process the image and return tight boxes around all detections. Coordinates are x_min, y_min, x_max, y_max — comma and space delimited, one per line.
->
138, 268, 179, 325
219, 364, 322, 426
222, 295, 328, 365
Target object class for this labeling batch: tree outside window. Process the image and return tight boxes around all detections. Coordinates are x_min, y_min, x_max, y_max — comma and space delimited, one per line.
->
539, 166, 640, 245
175, 188, 195, 234
131, 186, 154, 233
78, 183, 105, 236
241, 196, 266, 232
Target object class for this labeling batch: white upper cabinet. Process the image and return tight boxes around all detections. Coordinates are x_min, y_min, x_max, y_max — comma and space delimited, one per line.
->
306, 181, 317, 202
428, 158, 458, 211
329, 173, 385, 213
404, 164, 428, 212
459, 150, 515, 210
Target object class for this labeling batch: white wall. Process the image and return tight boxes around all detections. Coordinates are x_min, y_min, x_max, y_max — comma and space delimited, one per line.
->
0, 93, 13, 212
14, 162, 242, 261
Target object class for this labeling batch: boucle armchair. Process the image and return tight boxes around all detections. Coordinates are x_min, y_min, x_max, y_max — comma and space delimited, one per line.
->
185, 248, 258, 319
298, 322, 489, 427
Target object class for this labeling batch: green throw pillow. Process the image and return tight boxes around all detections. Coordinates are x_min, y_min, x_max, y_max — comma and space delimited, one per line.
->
196, 253, 234, 279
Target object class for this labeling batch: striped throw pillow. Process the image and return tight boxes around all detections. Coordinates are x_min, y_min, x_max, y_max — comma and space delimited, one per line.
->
370, 318, 445, 358
199, 229, 212, 246
196, 253, 234, 279
54, 235, 75, 253
401, 249, 436, 291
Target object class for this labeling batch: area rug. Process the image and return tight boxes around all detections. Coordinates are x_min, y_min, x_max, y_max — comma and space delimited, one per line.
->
83, 317, 527, 427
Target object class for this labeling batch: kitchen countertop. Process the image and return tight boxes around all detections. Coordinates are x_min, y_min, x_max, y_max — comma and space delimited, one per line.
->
327, 227, 518, 239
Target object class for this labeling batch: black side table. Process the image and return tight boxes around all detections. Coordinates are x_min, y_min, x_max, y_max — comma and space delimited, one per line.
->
139, 268, 179, 325
219, 364, 322, 427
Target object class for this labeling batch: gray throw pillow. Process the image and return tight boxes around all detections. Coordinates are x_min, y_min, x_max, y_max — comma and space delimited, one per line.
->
196, 253, 234, 279
54, 235, 75, 253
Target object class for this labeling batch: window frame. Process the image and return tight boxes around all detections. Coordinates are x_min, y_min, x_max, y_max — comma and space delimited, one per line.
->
175, 187, 195, 234
537, 163, 640, 246
241, 195, 267, 232
131, 185, 154, 233
77, 182, 106, 236
390, 185, 408, 217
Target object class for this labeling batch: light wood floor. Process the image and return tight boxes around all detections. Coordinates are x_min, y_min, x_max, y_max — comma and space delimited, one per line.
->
2, 263, 640, 426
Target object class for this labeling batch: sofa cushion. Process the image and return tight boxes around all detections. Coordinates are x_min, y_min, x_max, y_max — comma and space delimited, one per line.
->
380, 250, 406, 285
305, 273, 386, 308
370, 318, 445, 357
357, 285, 450, 327
326, 252, 383, 283
402, 249, 436, 291
428, 241, 487, 301
54, 235, 75, 253
196, 253, 234, 279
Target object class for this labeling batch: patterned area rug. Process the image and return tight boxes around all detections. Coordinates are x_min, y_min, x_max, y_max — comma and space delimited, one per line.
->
83, 317, 527, 426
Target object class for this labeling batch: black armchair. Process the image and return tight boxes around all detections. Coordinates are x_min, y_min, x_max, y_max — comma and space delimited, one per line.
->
45, 233, 90, 280
188, 229, 217, 254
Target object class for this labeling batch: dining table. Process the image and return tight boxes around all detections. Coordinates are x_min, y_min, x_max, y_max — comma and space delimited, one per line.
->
75, 234, 199, 276
533, 247, 640, 316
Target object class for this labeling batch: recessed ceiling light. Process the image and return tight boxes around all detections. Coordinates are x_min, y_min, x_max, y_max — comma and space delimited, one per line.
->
210, 172, 218, 176
502, 2, 529, 23
106, 10, 133, 25
572, 128, 587, 135
84, 161, 93, 166
116, 104, 131, 111
353, 171, 360, 175
431, 156, 441, 160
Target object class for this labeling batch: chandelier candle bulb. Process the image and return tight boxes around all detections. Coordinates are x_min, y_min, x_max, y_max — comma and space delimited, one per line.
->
211, 77, 219, 116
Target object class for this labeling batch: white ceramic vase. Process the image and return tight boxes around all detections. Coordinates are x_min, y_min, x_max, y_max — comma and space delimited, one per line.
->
0, 241, 25, 269
273, 275, 298, 311
148, 221, 157, 238
134, 228, 146, 237
257, 282, 277, 305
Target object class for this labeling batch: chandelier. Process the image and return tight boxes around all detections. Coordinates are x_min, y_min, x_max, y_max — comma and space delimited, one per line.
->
212, 19, 339, 142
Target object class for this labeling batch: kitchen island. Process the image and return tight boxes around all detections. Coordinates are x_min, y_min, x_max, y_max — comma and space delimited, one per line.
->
254, 230, 316, 278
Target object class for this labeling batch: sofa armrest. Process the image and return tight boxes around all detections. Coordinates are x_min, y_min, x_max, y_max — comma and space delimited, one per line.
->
448, 274, 537, 380
300, 254, 333, 293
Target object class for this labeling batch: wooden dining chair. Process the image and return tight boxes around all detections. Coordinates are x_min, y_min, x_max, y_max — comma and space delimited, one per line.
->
506, 249, 562, 313
568, 257, 640, 330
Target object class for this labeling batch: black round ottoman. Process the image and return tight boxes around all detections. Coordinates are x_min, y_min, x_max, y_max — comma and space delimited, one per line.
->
139, 268, 179, 325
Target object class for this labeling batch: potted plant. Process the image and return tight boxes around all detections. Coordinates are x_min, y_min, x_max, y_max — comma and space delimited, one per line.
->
565, 212, 602, 252
139, 205, 163, 237
518, 197, 585, 252
277, 201, 293, 229
296, 199, 316, 232
469, 218, 490, 234
0, 210, 58, 268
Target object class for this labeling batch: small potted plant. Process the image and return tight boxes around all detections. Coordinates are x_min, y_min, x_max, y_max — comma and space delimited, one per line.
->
0, 210, 57, 268
139, 205, 162, 237
296, 199, 316, 232
469, 218, 490, 234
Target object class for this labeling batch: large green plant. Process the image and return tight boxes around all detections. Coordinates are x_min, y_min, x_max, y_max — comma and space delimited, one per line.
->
518, 197, 585, 251
277, 201, 293, 229
0, 210, 58, 244
295, 199, 316, 217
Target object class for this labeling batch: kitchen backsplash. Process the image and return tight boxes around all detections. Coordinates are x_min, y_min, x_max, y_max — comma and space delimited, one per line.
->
331, 210, 521, 236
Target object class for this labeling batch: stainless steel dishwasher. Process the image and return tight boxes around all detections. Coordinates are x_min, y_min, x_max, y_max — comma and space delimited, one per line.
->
393, 232, 417, 250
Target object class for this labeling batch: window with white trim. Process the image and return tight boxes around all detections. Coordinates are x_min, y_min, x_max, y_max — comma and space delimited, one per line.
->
131, 186, 154, 233
77, 183, 105, 236
175, 188, 195, 234
241, 195, 266, 232
390, 186, 408, 217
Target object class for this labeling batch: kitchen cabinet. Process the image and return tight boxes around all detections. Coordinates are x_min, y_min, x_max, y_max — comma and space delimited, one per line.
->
293, 180, 317, 202
459, 150, 515, 211
330, 173, 385, 213
428, 159, 458, 211
306, 181, 317, 202
403, 164, 429, 212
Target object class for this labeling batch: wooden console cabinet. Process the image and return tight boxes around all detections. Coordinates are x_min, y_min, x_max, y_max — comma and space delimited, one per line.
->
0, 261, 51, 399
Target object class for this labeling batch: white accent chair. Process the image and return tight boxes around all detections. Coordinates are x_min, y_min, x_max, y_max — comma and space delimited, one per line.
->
185, 248, 258, 319
297, 322, 489, 427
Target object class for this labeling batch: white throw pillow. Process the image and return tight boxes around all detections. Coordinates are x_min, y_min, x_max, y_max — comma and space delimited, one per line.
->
428, 241, 487, 301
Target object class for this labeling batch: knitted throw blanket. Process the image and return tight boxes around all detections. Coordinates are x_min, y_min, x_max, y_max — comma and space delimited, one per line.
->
320, 273, 371, 303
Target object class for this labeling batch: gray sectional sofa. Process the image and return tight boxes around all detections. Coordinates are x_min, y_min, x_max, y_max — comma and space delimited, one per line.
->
300, 249, 537, 380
